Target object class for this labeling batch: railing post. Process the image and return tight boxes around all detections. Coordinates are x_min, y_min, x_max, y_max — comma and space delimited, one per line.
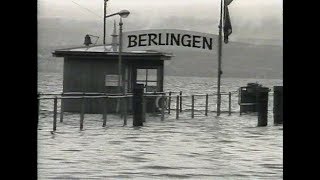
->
205, 94, 208, 116
216, 93, 221, 116
123, 96, 127, 126
53, 96, 57, 131
176, 95, 179, 119
161, 94, 165, 121
191, 95, 194, 118
102, 97, 107, 127
168, 91, 172, 114
60, 98, 64, 122
228, 92, 232, 115
80, 97, 85, 130
152, 91, 156, 116
179, 91, 182, 112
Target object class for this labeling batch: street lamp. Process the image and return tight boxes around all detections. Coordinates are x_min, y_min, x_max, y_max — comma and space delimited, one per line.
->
104, 10, 130, 94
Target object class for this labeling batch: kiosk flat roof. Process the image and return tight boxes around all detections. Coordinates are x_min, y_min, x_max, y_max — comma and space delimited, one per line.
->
53, 44, 173, 60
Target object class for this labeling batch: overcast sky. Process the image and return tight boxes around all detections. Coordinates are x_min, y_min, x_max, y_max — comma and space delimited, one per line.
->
38, 0, 282, 42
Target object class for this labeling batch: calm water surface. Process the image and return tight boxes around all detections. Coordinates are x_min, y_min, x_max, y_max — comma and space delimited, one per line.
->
38, 72, 283, 179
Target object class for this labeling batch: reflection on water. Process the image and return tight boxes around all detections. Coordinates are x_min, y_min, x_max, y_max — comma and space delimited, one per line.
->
38, 72, 282, 179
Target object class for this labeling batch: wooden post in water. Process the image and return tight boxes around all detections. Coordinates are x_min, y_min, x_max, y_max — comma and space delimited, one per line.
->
176, 95, 179, 119
161, 94, 165, 121
168, 91, 172, 114
102, 97, 107, 127
133, 84, 144, 126
205, 94, 208, 116
53, 96, 57, 131
179, 91, 182, 112
60, 98, 64, 122
191, 95, 194, 118
228, 92, 232, 115
80, 97, 85, 130
273, 86, 283, 125
123, 96, 127, 126
257, 87, 269, 127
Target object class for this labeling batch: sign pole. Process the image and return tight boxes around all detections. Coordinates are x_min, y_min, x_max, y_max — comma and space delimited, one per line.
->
217, 0, 224, 116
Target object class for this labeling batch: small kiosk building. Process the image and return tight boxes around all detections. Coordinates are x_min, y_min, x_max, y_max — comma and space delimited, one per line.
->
53, 45, 172, 113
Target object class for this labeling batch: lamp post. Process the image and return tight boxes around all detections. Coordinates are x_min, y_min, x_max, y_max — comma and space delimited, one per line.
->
104, 10, 130, 94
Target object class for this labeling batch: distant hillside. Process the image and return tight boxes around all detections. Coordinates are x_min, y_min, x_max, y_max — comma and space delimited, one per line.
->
38, 17, 282, 79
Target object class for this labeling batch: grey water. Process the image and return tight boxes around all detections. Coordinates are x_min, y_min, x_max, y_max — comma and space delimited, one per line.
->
38, 72, 283, 179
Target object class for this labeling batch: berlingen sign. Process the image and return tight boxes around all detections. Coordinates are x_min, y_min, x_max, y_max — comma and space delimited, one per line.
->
122, 29, 219, 52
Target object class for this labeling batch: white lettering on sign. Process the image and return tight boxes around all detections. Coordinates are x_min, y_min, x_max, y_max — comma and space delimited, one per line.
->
122, 29, 218, 52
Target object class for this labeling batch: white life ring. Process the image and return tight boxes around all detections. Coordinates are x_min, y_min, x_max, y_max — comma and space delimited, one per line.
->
155, 96, 168, 109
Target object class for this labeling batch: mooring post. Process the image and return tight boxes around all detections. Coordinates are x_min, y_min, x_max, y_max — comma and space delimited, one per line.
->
123, 96, 127, 126
228, 92, 232, 115
80, 97, 85, 130
257, 87, 269, 127
205, 94, 208, 116
273, 86, 283, 125
102, 97, 107, 127
191, 95, 195, 118
53, 96, 57, 131
176, 95, 179, 119
161, 94, 165, 121
179, 91, 182, 112
168, 91, 172, 114
60, 98, 64, 122
133, 84, 144, 126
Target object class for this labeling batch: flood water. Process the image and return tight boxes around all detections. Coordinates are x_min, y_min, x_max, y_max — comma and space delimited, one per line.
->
38, 72, 283, 179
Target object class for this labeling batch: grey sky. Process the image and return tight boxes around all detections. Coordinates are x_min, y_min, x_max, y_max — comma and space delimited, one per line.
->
38, 0, 282, 41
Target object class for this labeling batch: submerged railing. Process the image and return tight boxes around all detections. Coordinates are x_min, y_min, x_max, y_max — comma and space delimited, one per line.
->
38, 87, 282, 131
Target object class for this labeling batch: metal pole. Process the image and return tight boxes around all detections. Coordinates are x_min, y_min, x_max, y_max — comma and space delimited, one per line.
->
191, 95, 194, 118
103, 0, 108, 44
205, 94, 208, 116
53, 96, 57, 131
217, 0, 224, 116
118, 18, 123, 94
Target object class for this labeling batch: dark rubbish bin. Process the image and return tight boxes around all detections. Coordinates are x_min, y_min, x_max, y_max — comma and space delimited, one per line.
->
239, 83, 267, 114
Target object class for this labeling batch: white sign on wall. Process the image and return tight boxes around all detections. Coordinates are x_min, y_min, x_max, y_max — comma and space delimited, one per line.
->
122, 29, 219, 52
105, 75, 119, 86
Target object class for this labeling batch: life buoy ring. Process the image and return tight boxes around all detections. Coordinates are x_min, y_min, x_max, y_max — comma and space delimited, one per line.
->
155, 96, 168, 109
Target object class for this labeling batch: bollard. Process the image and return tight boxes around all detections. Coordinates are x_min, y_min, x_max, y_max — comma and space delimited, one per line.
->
53, 96, 57, 131
123, 97, 127, 126
176, 95, 179, 119
133, 84, 144, 126
179, 91, 182, 112
161, 94, 165, 121
205, 94, 208, 116
191, 95, 194, 118
168, 91, 172, 114
80, 97, 85, 130
60, 98, 64, 122
102, 97, 107, 127
256, 87, 269, 127
228, 92, 232, 115
273, 86, 283, 125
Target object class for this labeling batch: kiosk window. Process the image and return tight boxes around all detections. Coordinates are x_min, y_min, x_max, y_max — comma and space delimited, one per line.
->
136, 68, 158, 92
